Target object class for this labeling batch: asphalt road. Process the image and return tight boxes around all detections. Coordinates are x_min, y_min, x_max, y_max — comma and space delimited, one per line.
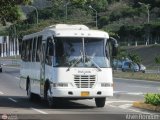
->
0, 67, 160, 120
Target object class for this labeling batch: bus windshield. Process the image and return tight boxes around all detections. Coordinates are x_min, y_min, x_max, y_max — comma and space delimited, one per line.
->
54, 37, 110, 68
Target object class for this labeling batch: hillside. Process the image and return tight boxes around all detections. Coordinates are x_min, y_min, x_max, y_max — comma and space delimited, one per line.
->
1, 0, 160, 41
126, 45, 160, 66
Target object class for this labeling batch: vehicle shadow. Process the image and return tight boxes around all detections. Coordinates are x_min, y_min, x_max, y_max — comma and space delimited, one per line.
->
0, 95, 95, 110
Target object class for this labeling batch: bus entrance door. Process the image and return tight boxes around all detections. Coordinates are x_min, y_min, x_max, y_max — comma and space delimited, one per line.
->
40, 42, 46, 97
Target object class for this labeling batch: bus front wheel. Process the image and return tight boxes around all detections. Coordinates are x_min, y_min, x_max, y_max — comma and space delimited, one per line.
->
95, 97, 106, 107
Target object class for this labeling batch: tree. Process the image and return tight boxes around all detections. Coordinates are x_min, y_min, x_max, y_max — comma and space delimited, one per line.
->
128, 52, 142, 64
155, 55, 160, 64
155, 55, 160, 75
0, 0, 32, 25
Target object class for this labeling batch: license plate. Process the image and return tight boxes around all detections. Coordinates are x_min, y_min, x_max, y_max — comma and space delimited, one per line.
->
81, 91, 89, 97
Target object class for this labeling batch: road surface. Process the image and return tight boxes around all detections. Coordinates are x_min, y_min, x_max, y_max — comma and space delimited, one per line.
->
0, 67, 160, 120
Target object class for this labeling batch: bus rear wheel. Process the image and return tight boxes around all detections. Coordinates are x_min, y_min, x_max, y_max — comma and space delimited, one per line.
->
95, 97, 106, 107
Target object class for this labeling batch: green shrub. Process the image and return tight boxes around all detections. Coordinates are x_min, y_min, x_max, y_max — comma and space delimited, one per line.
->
145, 93, 160, 106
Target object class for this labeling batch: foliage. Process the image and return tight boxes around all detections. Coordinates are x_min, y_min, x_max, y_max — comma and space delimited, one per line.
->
1, 0, 160, 45
115, 48, 142, 64
98, 16, 109, 28
86, 0, 108, 11
0, 0, 32, 25
155, 56, 160, 64
115, 48, 128, 60
128, 52, 142, 64
145, 93, 160, 106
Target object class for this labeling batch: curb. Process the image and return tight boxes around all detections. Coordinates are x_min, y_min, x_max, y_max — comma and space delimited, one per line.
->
3, 65, 20, 69
133, 101, 160, 112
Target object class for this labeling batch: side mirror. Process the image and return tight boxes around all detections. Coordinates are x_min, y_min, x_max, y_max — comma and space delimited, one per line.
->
109, 37, 118, 57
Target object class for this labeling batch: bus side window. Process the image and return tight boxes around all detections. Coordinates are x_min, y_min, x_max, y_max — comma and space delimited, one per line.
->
36, 36, 42, 62
29, 39, 32, 61
32, 37, 37, 62
26, 40, 32, 62
26, 40, 29, 61
46, 37, 54, 66
55, 39, 64, 64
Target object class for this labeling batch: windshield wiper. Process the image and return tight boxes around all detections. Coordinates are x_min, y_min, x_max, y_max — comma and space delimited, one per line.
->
66, 50, 83, 71
85, 53, 102, 71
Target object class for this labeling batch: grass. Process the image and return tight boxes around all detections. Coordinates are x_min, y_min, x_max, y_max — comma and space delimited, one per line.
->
113, 71, 160, 81
133, 101, 160, 112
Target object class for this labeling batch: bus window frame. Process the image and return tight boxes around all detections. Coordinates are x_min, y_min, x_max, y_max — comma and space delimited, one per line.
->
36, 36, 42, 62
45, 37, 54, 66
32, 37, 37, 62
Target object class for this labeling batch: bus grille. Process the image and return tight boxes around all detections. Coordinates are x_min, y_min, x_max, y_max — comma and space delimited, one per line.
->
74, 75, 96, 88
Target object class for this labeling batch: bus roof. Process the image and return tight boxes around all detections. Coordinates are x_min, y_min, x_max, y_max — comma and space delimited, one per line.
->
23, 24, 109, 40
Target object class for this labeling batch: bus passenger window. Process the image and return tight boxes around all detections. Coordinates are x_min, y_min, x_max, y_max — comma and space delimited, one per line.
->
55, 39, 64, 65
46, 38, 54, 66
36, 36, 42, 62
32, 37, 37, 62
48, 39, 54, 56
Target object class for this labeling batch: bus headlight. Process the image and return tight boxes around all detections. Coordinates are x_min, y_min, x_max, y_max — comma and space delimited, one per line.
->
51, 83, 68, 87
101, 83, 113, 87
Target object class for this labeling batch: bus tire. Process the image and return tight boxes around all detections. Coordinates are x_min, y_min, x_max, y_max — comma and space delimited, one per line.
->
95, 97, 106, 107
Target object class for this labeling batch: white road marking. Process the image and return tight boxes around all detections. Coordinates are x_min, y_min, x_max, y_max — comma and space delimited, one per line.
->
129, 85, 160, 90
107, 104, 117, 108
31, 108, 48, 114
129, 85, 152, 89
126, 92, 144, 95
119, 104, 132, 109
8, 98, 17, 103
84, 100, 154, 114
105, 100, 135, 104
0, 91, 4, 95
88, 99, 135, 104
108, 102, 152, 114
119, 104, 151, 114
106, 101, 152, 114
107, 100, 155, 114
15, 77, 20, 80
114, 90, 128, 94
114, 91, 144, 95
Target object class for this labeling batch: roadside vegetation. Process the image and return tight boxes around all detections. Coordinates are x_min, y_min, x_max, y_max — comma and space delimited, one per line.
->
0, 0, 160, 46
145, 93, 160, 106
133, 93, 160, 112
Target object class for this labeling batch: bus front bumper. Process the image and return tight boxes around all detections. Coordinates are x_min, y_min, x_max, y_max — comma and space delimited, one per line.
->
50, 87, 113, 98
